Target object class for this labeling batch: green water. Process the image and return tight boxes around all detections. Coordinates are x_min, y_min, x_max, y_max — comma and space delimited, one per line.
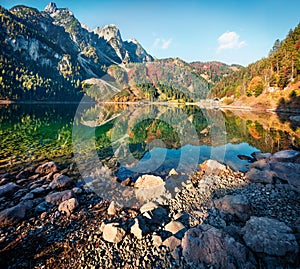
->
0, 103, 299, 176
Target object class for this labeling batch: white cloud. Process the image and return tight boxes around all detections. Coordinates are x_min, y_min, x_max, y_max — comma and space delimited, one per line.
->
217, 31, 246, 52
152, 37, 172, 50
161, 38, 172, 49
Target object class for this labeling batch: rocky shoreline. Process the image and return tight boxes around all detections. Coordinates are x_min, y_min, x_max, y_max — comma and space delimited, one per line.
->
0, 150, 299, 268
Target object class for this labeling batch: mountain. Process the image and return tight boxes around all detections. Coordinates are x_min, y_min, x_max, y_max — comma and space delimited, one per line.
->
95, 57, 210, 102
0, 2, 153, 101
190, 61, 242, 83
211, 22, 300, 108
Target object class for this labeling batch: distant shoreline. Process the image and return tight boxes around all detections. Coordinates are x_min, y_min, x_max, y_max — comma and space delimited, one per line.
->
1, 99, 300, 114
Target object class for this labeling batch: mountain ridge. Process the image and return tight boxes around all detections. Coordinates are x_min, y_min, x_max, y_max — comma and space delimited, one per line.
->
0, 2, 154, 101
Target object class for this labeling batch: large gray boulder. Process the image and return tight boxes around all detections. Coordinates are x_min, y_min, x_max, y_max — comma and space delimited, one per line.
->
182, 224, 256, 268
269, 162, 300, 192
242, 216, 299, 257
245, 168, 275, 184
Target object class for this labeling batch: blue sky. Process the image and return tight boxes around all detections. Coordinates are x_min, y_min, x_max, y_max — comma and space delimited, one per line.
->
1, 0, 300, 66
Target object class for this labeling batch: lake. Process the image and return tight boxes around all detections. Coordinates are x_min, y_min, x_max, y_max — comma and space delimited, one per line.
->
0, 103, 299, 180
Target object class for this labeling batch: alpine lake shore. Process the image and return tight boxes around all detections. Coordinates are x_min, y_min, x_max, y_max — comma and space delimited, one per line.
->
0, 101, 300, 269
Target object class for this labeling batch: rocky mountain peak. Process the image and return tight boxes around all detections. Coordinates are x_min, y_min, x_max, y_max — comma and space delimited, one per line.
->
44, 2, 57, 13
94, 24, 121, 42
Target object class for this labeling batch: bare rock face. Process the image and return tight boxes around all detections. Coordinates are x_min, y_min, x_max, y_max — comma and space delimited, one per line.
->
214, 194, 251, 222
102, 223, 126, 243
182, 224, 256, 269
242, 217, 299, 258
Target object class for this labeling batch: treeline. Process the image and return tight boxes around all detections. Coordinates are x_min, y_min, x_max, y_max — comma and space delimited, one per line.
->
212, 23, 300, 98
136, 83, 193, 102
0, 55, 82, 101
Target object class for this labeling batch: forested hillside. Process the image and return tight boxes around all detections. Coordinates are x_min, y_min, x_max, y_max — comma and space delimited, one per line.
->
212, 23, 300, 101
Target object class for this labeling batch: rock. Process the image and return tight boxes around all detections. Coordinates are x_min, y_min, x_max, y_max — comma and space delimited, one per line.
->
164, 221, 186, 235
58, 198, 78, 216
35, 161, 59, 175
49, 174, 73, 189
245, 168, 275, 184
102, 223, 126, 243
290, 115, 300, 122
30, 187, 46, 196
251, 151, 272, 160
168, 168, 178, 176
134, 175, 165, 203
270, 150, 300, 163
107, 201, 119, 215
242, 216, 299, 257
0, 202, 32, 228
165, 174, 188, 195
0, 183, 20, 197
72, 187, 82, 194
214, 194, 251, 222
0, 178, 10, 186
162, 236, 181, 252
250, 159, 269, 170
45, 190, 74, 205
130, 218, 144, 239
16, 171, 28, 180
152, 234, 162, 247
200, 160, 229, 175
35, 201, 50, 214
269, 162, 300, 192
237, 154, 254, 162
151, 206, 170, 225
182, 224, 256, 268
140, 201, 158, 213
21, 192, 34, 201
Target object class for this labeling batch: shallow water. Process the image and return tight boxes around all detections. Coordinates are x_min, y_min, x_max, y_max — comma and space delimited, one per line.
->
0, 103, 299, 178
